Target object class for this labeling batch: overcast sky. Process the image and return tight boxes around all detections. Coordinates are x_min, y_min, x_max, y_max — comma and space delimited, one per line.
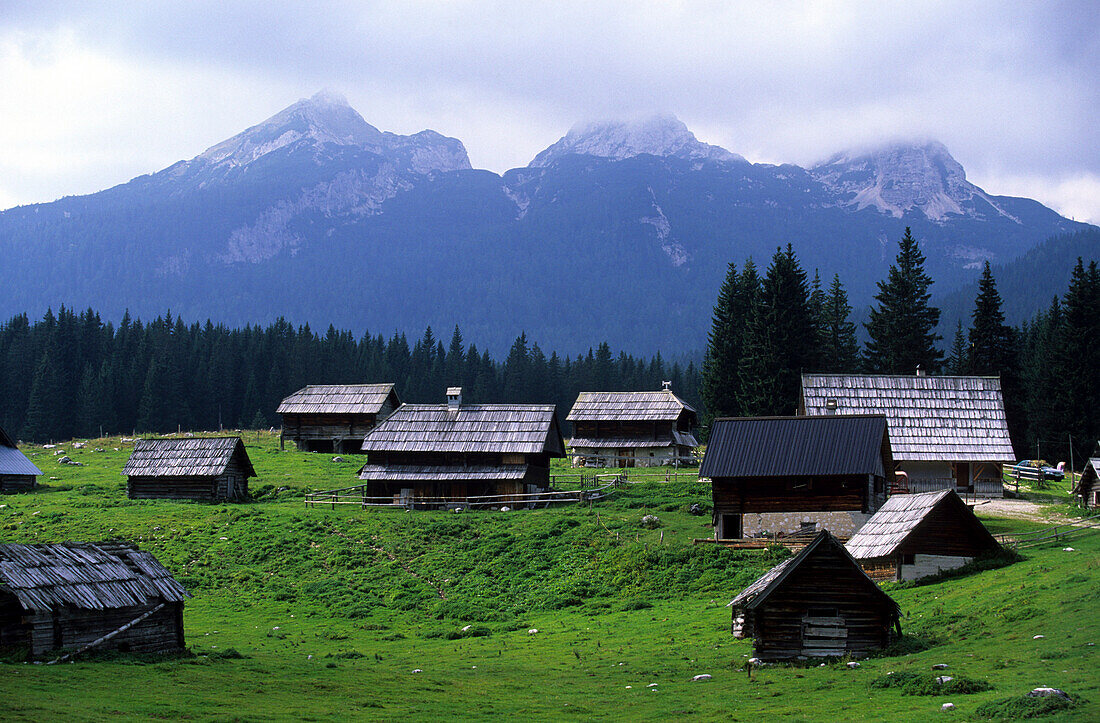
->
2, 1, 1098, 222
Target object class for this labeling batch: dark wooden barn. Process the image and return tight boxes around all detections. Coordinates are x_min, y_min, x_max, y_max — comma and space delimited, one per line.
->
0, 541, 190, 660
728, 530, 901, 661
277, 384, 401, 453
122, 437, 256, 501
358, 387, 565, 503
566, 385, 699, 467
845, 489, 1001, 581
700, 415, 892, 540
801, 373, 1015, 498
0, 425, 41, 492
1073, 459, 1100, 509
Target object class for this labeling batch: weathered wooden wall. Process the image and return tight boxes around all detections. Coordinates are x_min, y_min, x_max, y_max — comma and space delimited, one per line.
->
0, 474, 36, 492
282, 409, 392, 453
20, 602, 184, 659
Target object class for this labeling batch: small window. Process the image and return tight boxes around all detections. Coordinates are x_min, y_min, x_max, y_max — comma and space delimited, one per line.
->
800, 521, 817, 533
902, 554, 915, 565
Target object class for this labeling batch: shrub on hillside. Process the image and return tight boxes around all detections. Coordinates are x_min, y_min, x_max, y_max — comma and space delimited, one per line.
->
975, 693, 1081, 719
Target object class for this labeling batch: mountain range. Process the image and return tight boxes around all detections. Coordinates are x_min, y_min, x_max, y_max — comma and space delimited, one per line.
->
0, 90, 1093, 354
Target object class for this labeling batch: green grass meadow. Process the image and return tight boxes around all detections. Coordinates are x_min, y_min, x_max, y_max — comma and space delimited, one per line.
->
3, 433, 1098, 721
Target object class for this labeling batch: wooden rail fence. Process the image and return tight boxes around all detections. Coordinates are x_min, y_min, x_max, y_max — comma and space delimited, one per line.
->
995, 512, 1100, 549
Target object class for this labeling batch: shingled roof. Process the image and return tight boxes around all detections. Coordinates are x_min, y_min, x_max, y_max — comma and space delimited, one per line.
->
729, 531, 898, 612
800, 374, 1015, 462
0, 424, 42, 477
566, 390, 698, 423
845, 489, 1000, 560
0, 541, 190, 612
360, 404, 565, 455
121, 437, 256, 478
276, 384, 400, 415
700, 415, 891, 479
359, 464, 529, 482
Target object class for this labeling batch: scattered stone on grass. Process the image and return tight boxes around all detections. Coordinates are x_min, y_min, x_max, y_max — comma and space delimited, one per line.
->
936, 676, 954, 685
527, 629, 538, 634
692, 674, 712, 681
847, 662, 861, 669
1063, 547, 1075, 552
1028, 687, 1070, 699
641, 514, 660, 529
689, 503, 703, 516
647, 683, 659, 687
500, 506, 511, 512
941, 703, 955, 711
412, 669, 422, 673
932, 663, 949, 670
461, 625, 472, 632
331, 456, 345, 463
1033, 635, 1045, 639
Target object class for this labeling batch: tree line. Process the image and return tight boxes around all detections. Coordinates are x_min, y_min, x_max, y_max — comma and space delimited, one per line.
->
0, 311, 701, 443
700, 227, 1100, 462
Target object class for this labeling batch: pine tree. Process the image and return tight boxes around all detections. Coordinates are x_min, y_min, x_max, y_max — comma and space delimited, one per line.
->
700, 260, 760, 425
820, 274, 860, 372
22, 349, 64, 441
1053, 259, 1100, 455
947, 321, 968, 375
966, 262, 1014, 376
863, 227, 943, 374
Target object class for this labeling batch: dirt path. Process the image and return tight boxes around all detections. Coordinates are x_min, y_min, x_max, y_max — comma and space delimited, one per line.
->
971, 497, 1064, 523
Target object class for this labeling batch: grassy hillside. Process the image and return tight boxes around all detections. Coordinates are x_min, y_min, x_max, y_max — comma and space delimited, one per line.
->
3, 433, 1098, 721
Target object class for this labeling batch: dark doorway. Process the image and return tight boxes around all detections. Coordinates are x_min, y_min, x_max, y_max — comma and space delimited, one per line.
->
721, 514, 742, 539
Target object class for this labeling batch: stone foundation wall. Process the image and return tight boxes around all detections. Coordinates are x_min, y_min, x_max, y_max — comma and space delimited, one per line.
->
899, 554, 972, 581
741, 510, 871, 538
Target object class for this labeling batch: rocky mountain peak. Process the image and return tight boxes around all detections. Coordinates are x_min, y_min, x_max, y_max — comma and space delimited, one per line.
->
530, 114, 746, 167
810, 140, 1008, 222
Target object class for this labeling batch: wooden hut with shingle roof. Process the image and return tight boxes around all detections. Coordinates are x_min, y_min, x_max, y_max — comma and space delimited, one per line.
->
359, 388, 565, 503
0, 425, 41, 492
277, 383, 401, 453
800, 373, 1015, 498
1073, 458, 1100, 509
0, 541, 189, 660
122, 437, 255, 501
700, 415, 892, 539
728, 530, 900, 661
845, 489, 1000, 581
566, 386, 699, 467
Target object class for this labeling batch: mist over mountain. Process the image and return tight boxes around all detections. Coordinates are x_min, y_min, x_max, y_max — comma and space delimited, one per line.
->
0, 93, 1091, 354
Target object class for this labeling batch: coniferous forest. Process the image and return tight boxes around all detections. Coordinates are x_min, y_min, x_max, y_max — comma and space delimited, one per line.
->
2, 229, 1098, 464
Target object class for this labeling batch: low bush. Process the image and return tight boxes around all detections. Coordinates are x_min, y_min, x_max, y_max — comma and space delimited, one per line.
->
870, 671, 992, 695
974, 693, 1081, 719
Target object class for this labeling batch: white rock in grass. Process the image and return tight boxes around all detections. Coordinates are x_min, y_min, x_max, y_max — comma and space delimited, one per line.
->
941, 703, 955, 711
528, 628, 538, 634
412, 668, 422, 673
461, 625, 472, 632
692, 674, 712, 681
932, 663, 949, 670
1033, 635, 1045, 639
500, 506, 511, 512
647, 683, 659, 687
1028, 687, 1070, 699
847, 661, 861, 669
748, 657, 763, 666
1063, 547, 1075, 552
936, 676, 953, 685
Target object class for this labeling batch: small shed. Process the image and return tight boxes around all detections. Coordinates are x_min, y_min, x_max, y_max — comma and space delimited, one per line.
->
122, 437, 256, 501
801, 373, 1015, 497
566, 385, 699, 467
277, 383, 401, 453
359, 387, 565, 504
0, 425, 41, 492
0, 541, 190, 660
700, 415, 892, 539
1073, 459, 1100, 509
729, 530, 901, 661
845, 489, 1001, 581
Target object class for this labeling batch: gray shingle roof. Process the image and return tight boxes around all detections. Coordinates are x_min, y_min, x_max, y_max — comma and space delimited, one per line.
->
0, 424, 42, 476
358, 464, 529, 482
121, 437, 256, 478
0, 541, 190, 612
566, 390, 698, 423
569, 430, 699, 449
360, 404, 564, 455
276, 384, 399, 414
801, 374, 1015, 462
728, 531, 898, 612
699, 415, 890, 479
844, 489, 951, 559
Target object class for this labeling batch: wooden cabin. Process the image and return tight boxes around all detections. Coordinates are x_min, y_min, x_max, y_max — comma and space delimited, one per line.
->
845, 489, 1001, 581
358, 387, 565, 504
0, 541, 189, 660
0, 425, 41, 492
122, 437, 256, 501
566, 385, 699, 467
728, 530, 901, 661
700, 415, 892, 539
1073, 459, 1100, 508
801, 373, 1015, 498
277, 384, 401, 453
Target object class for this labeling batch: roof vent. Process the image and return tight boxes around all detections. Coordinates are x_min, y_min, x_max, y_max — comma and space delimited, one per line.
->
662, 380, 672, 391
825, 398, 838, 415
916, 365, 925, 377
446, 387, 462, 408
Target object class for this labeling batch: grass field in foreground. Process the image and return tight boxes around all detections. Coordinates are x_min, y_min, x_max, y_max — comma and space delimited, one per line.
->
3, 433, 1098, 721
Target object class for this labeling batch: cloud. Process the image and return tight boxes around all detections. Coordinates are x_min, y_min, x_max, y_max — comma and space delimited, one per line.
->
0, 1, 1096, 216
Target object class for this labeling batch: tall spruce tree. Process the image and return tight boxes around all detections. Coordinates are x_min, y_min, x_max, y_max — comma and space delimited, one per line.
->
1053, 259, 1100, 457
820, 274, 860, 372
947, 321, 968, 375
863, 227, 943, 374
738, 246, 815, 416
966, 262, 1024, 454
701, 262, 742, 423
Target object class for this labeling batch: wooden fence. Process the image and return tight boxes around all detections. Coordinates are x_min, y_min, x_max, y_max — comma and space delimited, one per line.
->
995, 512, 1100, 550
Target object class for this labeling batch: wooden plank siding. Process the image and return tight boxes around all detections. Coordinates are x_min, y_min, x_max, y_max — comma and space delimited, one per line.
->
0, 474, 37, 492
712, 475, 878, 515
